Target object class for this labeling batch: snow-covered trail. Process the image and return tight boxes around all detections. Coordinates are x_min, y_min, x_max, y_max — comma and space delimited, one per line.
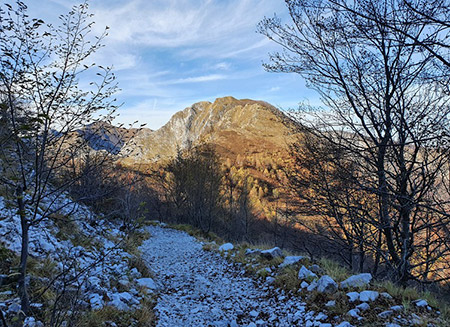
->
140, 225, 307, 327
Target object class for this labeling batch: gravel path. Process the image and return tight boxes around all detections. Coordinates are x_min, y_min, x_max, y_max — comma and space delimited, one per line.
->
140, 225, 310, 327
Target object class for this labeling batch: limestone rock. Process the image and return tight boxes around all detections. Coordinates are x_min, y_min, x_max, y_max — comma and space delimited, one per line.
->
346, 291, 360, 302
298, 266, 317, 280
280, 256, 304, 267
359, 290, 379, 302
260, 247, 283, 260
316, 275, 338, 293
219, 243, 234, 252
340, 273, 372, 289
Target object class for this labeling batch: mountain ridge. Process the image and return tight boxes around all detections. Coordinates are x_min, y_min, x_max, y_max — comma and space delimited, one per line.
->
121, 96, 298, 164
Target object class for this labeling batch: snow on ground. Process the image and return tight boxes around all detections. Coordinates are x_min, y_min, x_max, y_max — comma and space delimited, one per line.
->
141, 225, 319, 327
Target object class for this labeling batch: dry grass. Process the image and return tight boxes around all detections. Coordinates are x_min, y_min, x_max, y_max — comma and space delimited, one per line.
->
79, 298, 156, 327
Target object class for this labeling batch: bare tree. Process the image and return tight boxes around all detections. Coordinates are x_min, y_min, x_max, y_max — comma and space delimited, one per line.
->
165, 145, 223, 233
259, 0, 450, 284
0, 1, 119, 312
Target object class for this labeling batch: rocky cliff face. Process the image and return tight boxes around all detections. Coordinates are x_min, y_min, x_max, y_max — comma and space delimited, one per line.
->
122, 96, 297, 163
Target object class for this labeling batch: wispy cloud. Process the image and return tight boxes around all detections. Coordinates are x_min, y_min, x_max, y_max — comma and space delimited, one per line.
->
163, 74, 227, 85
25, 0, 307, 129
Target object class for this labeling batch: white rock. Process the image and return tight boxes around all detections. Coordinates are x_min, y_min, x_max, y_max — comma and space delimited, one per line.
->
414, 299, 428, 307
260, 247, 283, 259
255, 320, 267, 327
381, 292, 393, 300
301, 281, 309, 288
247, 323, 257, 327
23, 317, 44, 327
307, 280, 318, 291
347, 308, 360, 318
336, 322, 353, 327
7, 302, 21, 314
89, 293, 104, 309
316, 275, 338, 293
390, 305, 403, 311
280, 256, 304, 267
340, 273, 372, 289
359, 290, 379, 302
298, 266, 318, 280
315, 312, 327, 321
266, 276, 275, 284
378, 310, 393, 318
356, 302, 370, 311
249, 310, 259, 318
325, 300, 336, 307
319, 324, 332, 327
219, 243, 234, 251
347, 292, 360, 302
136, 277, 157, 290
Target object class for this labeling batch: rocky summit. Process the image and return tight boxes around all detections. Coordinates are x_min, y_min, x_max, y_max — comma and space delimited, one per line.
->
120, 96, 298, 164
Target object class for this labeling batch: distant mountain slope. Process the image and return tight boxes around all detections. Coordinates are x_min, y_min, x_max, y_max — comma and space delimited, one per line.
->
121, 96, 298, 164
76, 122, 143, 154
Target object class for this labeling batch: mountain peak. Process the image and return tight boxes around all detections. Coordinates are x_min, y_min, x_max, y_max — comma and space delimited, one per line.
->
122, 97, 296, 163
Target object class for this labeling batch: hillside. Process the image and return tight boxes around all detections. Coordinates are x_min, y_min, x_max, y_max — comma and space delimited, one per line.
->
121, 96, 298, 164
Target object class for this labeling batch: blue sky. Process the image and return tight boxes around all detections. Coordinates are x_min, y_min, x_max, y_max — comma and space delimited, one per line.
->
27, 0, 318, 130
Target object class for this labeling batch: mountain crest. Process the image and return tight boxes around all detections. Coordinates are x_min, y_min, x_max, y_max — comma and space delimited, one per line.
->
122, 97, 296, 163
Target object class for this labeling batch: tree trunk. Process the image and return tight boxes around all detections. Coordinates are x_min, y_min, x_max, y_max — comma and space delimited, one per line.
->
17, 189, 30, 315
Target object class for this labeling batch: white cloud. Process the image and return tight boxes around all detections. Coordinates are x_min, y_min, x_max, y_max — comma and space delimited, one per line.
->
213, 62, 231, 71
162, 74, 227, 85
90, 0, 283, 57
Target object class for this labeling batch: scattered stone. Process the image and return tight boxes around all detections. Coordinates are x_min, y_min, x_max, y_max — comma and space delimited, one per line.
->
315, 312, 328, 321
316, 275, 338, 293
340, 273, 372, 289
347, 291, 360, 302
309, 264, 325, 275
390, 305, 403, 311
255, 320, 267, 327
265, 276, 275, 284
414, 299, 428, 307
23, 317, 44, 327
249, 310, 259, 318
378, 310, 393, 318
325, 300, 336, 307
247, 323, 257, 327
336, 322, 353, 327
230, 320, 238, 327
319, 324, 332, 327
300, 281, 309, 288
7, 302, 21, 314
359, 290, 379, 302
307, 280, 318, 291
356, 302, 370, 311
219, 243, 234, 252
260, 247, 283, 259
385, 324, 401, 327
136, 277, 157, 290
280, 256, 304, 267
381, 292, 393, 300
298, 266, 318, 280
89, 293, 104, 309
347, 308, 360, 318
